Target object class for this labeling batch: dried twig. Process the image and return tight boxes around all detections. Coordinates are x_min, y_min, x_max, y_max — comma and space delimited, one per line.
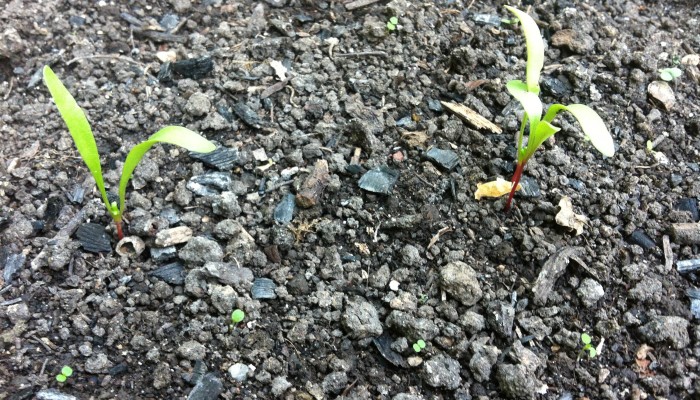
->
334, 51, 388, 58
345, 0, 380, 10
66, 54, 151, 71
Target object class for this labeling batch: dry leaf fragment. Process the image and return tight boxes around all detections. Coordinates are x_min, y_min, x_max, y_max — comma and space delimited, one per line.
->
475, 178, 519, 200
555, 196, 587, 235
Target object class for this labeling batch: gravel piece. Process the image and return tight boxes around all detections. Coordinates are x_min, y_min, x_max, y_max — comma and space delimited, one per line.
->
273, 193, 296, 224
1, 251, 25, 284
202, 262, 254, 288
628, 229, 656, 249
458, 311, 486, 334
271, 376, 293, 396
496, 364, 539, 399
209, 284, 237, 314
212, 192, 242, 218
342, 297, 383, 339
422, 354, 462, 389
185, 92, 210, 117
638, 316, 690, 349
178, 340, 206, 361
647, 81, 676, 111
577, 278, 605, 307
322, 371, 348, 394
6, 303, 30, 323
229, 363, 249, 382
440, 261, 482, 306
517, 315, 551, 341
486, 301, 515, 338
150, 246, 177, 262
179, 237, 223, 264
532, 247, 582, 305
671, 222, 700, 244
187, 172, 232, 196
187, 373, 222, 400
85, 353, 113, 374
469, 337, 501, 382
551, 29, 595, 54
36, 389, 78, 400
385, 310, 439, 341
155, 226, 193, 247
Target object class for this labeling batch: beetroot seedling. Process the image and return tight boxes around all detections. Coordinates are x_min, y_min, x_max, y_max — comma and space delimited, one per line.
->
502, 6, 615, 211
230, 309, 245, 330
43, 66, 216, 240
56, 365, 73, 383
578, 333, 597, 361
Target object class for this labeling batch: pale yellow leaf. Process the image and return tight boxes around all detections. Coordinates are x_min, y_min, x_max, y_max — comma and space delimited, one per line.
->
555, 196, 587, 235
475, 178, 520, 200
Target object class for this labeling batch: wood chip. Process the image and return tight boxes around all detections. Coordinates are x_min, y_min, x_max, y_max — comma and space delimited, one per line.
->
662, 235, 673, 272
532, 247, 582, 305
440, 101, 502, 134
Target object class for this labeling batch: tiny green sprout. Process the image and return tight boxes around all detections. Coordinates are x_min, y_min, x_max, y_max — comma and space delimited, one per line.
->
230, 309, 245, 330
502, 6, 615, 211
579, 333, 597, 360
658, 67, 682, 82
387, 16, 399, 31
43, 66, 216, 240
56, 365, 73, 382
412, 339, 426, 353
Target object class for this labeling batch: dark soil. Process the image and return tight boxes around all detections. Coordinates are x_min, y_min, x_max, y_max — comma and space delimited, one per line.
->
1, 0, 700, 399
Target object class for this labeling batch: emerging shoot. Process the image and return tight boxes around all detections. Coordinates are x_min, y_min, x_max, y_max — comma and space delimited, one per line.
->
502, 6, 615, 211
43, 66, 216, 240
412, 339, 426, 353
578, 333, 597, 361
56, 365, 73, 383
230, 309, 245, 330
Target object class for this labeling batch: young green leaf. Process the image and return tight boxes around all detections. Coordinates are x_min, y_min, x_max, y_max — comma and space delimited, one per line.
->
562, 104, 615, 157
231, 309, 245, 323
506, 80, 543, 130
525, 120, 560, 159
581, 333, 591, 345
118, 126, 216, 214
588, 348, 597, 357
43, 66, 111, 211
504, 6, 544, 94
389, 16, 398, 25
56, 374, 67, 383
61, 366, 74, 377
658, 67, 682, 81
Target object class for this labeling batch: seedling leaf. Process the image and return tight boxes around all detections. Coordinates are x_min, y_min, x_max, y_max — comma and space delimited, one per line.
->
43, 66, 111, 211
416, 339, 426, 348
588, 348, 597, 357
389, 16, 398, 25
563, 104, 615, 157
581, 333, 591, 345
504, 6, 544, 94
56, 374, 67, 383
231, 309, 245, 323
658, 67, 682, 81
61, 366, 74, 377
118, 126, 216, 214
506, 80, 542, 130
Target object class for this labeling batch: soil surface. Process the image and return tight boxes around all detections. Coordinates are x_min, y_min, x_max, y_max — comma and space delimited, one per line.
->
2, 0, 700, 399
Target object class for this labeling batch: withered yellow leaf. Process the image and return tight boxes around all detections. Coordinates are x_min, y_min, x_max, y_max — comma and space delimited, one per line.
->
475, 178, 520, 200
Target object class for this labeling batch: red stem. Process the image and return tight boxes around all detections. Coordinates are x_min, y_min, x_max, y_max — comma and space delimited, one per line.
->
504, 160, 527, 212
116, 221, 124, 241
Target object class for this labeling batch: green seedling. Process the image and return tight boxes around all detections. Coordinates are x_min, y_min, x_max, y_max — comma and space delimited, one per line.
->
386, 16, 399, 31
230, 309, 245, 330
412, 339, 426, 353
658, 67, 682, 82
43, 66, 216, 240
56, 365, 73, 382
502, 6, 615, 211
578, 333, 597, 360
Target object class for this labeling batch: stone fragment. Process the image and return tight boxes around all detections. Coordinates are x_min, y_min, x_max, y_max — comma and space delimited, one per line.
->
179, 237, 223, 264
358, 166, 399, 194
35, 389, 78, 400
671, 223, 700, 244
439, 261, 482, 306
638, 316, 689, 349
469, 337, 501, 382
551, 29, 594, 54
85, 353, 113, 374
274, 193, 296, 224
178, 340, 206, 361
648, 81, 676, 111
187, 373, 222, 400
342, 297, 383, 339
153, 362, 172, 389
422, 354, 461, 389
577, 278, 605, 307
322, 371, 348, 394
155, 226, 193, 247
150, 246, 177, 262
385, 310, 439, 341
229, 363, 249, 382
271, 376, 293, 396
296, 160, 330, 208
202, 262, 254, 288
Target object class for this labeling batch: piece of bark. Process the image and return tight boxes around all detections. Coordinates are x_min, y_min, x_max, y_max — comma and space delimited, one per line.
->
296, 160, 330, 208
440, 101, 502, 134
532, 247, 582, 305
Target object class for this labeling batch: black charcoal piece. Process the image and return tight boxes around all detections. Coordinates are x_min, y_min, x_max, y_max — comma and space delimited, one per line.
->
190, 147, 241, 171
187, 172, 232, 196
675, 198, 699, 222
678, 259, 700, 274
187, 373, 222, 400
67, 184, 85, 204
273, 193, 295, 225
472, 13, 501, 26
426, 147, 460, 171
150, 262, 186, 285
358, 166, 399, 195
628, 230, 656, 249
76, 223, 112, 253
217, 105, 234, 122
518, 176, 541, 198
2, 251, 25, 285
373, 334, 409, 368
251, 278, 277, 299
541, 75, 572, 98
150, 246, 177, 262
345, 164, 365, 175
172, 57, 213, 80
43, 196, 64, 233
231, 102, 265, 129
